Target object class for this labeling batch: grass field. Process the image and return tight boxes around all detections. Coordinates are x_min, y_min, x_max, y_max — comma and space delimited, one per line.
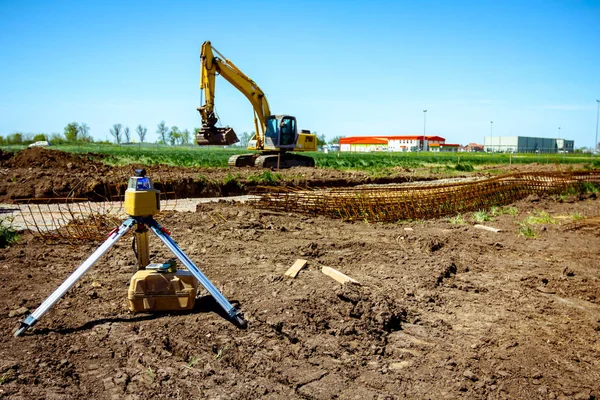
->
2, 143, 599, 170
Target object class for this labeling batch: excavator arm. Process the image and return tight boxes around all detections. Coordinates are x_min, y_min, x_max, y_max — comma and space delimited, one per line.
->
196, 41, 270, 147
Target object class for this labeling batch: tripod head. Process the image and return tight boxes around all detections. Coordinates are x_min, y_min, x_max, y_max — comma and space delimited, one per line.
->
124, 170, 160, 217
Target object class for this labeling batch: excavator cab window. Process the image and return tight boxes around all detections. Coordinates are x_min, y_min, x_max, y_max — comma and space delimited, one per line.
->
265, 117, 279, 146
280, 117, 296, 146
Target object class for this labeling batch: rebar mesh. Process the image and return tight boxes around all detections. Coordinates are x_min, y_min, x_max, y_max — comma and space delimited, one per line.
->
9, 180, 177, 243
249, 171, 600, 222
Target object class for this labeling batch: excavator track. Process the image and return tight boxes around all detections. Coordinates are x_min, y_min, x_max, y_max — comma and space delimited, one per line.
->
254, 153, 315, 169
228, 154, 259, 167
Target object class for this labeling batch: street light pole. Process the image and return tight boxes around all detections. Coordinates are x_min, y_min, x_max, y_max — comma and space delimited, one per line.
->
490, 121, 493, 153
558, 127, 561, 139
423, 110, 427, 151
594, 100, 600, 151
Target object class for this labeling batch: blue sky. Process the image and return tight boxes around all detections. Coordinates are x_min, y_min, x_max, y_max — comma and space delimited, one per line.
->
1, 0, 599, 147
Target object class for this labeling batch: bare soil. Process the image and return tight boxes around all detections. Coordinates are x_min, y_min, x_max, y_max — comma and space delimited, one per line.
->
0, 148, 585, 203
0, 149, 599, 399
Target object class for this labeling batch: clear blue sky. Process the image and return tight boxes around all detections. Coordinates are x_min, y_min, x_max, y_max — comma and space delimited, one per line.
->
1, 0, 599, 147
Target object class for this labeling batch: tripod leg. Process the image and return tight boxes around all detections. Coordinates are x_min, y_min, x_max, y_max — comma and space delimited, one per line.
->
14, 218, 137, 337
148, 219, 247, 329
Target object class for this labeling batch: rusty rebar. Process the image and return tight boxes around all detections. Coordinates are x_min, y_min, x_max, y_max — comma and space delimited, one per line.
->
250, 171, 600, 223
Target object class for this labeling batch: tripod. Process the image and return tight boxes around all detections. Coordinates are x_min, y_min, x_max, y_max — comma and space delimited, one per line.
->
14, 171, 246, 337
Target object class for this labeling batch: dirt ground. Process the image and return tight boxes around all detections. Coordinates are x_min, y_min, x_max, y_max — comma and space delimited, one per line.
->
0, 148, 587, 203
0, 149, 599, 399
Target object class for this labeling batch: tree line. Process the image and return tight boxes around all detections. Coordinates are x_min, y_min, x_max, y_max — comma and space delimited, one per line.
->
1, 121, 344, 147
0, 121, 197, 146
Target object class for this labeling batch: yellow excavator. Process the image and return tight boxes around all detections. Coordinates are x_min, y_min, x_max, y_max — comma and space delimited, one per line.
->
195, 41, 317, 168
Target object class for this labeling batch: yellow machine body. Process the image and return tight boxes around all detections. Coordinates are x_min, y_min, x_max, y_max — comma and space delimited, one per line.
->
124, 176, 160, 217
128, 269, 198, 312
296, 131, 317, 152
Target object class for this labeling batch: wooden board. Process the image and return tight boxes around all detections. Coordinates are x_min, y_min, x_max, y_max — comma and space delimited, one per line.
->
321, 266, 359, 285
284, 259, 307, 278
473, 224, 502, 233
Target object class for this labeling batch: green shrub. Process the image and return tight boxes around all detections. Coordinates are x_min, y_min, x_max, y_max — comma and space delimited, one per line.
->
247, 171, 282, 185
0, 219, 19, 248
472, 210, 492, 223
455, 163, 474, 172
519, 223, 536, 238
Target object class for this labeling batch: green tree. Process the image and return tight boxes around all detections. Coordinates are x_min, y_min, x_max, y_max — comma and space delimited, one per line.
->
239, 131, 253, 147
124, 126, 131, 143
157, 121, 168, 144
64, 122, 79, 142
181, 129, 190, 145
110, 123, 123, 144
315, 132, 327, 147
33, 133, 47, 142
136, 125, 147, 142
329, 135, 344, 145
78, 123, 91, 142
168, 126, 181, 145
7, 133, 23, 144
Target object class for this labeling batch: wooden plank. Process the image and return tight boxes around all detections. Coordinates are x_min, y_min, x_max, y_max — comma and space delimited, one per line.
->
321, 266, 359, 285
473, 224, 502, 233
284, 259, 307, 278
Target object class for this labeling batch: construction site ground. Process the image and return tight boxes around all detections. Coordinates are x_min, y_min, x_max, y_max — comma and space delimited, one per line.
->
1, 148, 599, 399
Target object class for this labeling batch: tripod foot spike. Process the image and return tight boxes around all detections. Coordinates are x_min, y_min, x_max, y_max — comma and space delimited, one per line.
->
14, 323, 29, 337
232, 314, 247, 330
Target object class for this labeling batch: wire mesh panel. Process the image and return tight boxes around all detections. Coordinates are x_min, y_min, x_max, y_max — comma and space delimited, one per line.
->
250, 171, 600, 223
8, 179, 178, 243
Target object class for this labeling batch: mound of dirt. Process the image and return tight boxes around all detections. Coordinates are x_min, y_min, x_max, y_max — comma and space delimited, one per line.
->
0, 149, 13, 162
2, 147, 106, 170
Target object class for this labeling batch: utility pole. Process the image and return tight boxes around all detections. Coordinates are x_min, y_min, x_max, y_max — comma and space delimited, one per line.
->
490, 121, 493, 153
423, 110, 427, 151
596, 100, 600, 153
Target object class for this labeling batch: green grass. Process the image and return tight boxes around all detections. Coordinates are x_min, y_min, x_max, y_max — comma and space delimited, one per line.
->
447, 214, 466, 224
455, 163, 474, 171
489, 206, 501, 217
223, 172, 243, 189
0, 369, 13, 385
519, 223, 537, 238
472, 210, 492, 223
503, 206, 519, 216
247, 171, 283, 185
3, 143, 598, 171
571, 212, 585, 221
523, 211, 556, 225
0, 219, 19, 248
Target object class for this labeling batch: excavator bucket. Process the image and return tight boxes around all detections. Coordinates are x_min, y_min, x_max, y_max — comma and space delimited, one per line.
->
196, 127, 240, 146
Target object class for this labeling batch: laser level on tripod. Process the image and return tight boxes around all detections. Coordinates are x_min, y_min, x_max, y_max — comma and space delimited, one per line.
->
14, 169, 247, 337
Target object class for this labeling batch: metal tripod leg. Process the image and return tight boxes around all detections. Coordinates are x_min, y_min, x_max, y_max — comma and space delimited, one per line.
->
13, 218, 137, 337
147, 218, 247, 329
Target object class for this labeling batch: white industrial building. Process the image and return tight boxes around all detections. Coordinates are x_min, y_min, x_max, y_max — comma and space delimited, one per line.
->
484, 136, 574, 153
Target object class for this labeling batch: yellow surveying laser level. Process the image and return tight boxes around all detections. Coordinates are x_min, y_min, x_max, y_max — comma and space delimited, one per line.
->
13, 169, 247, 337
124, 169, 160, 217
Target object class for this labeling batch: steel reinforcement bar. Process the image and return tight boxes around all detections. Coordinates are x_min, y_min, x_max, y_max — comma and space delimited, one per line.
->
249, 171, 600, 223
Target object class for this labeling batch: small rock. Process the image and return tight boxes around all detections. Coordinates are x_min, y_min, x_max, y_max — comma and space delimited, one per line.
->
8, 307, 29, 318
562, 267, 575, 277
463, 369, 478, 381
536, 286, 556, 294
389, 361, 412, 370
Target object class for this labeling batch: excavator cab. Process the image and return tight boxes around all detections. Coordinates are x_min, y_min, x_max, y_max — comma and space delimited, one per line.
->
262, 115, 297, 148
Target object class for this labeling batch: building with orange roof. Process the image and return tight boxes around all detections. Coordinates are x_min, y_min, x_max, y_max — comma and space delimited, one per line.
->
339, 135, 446, 152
